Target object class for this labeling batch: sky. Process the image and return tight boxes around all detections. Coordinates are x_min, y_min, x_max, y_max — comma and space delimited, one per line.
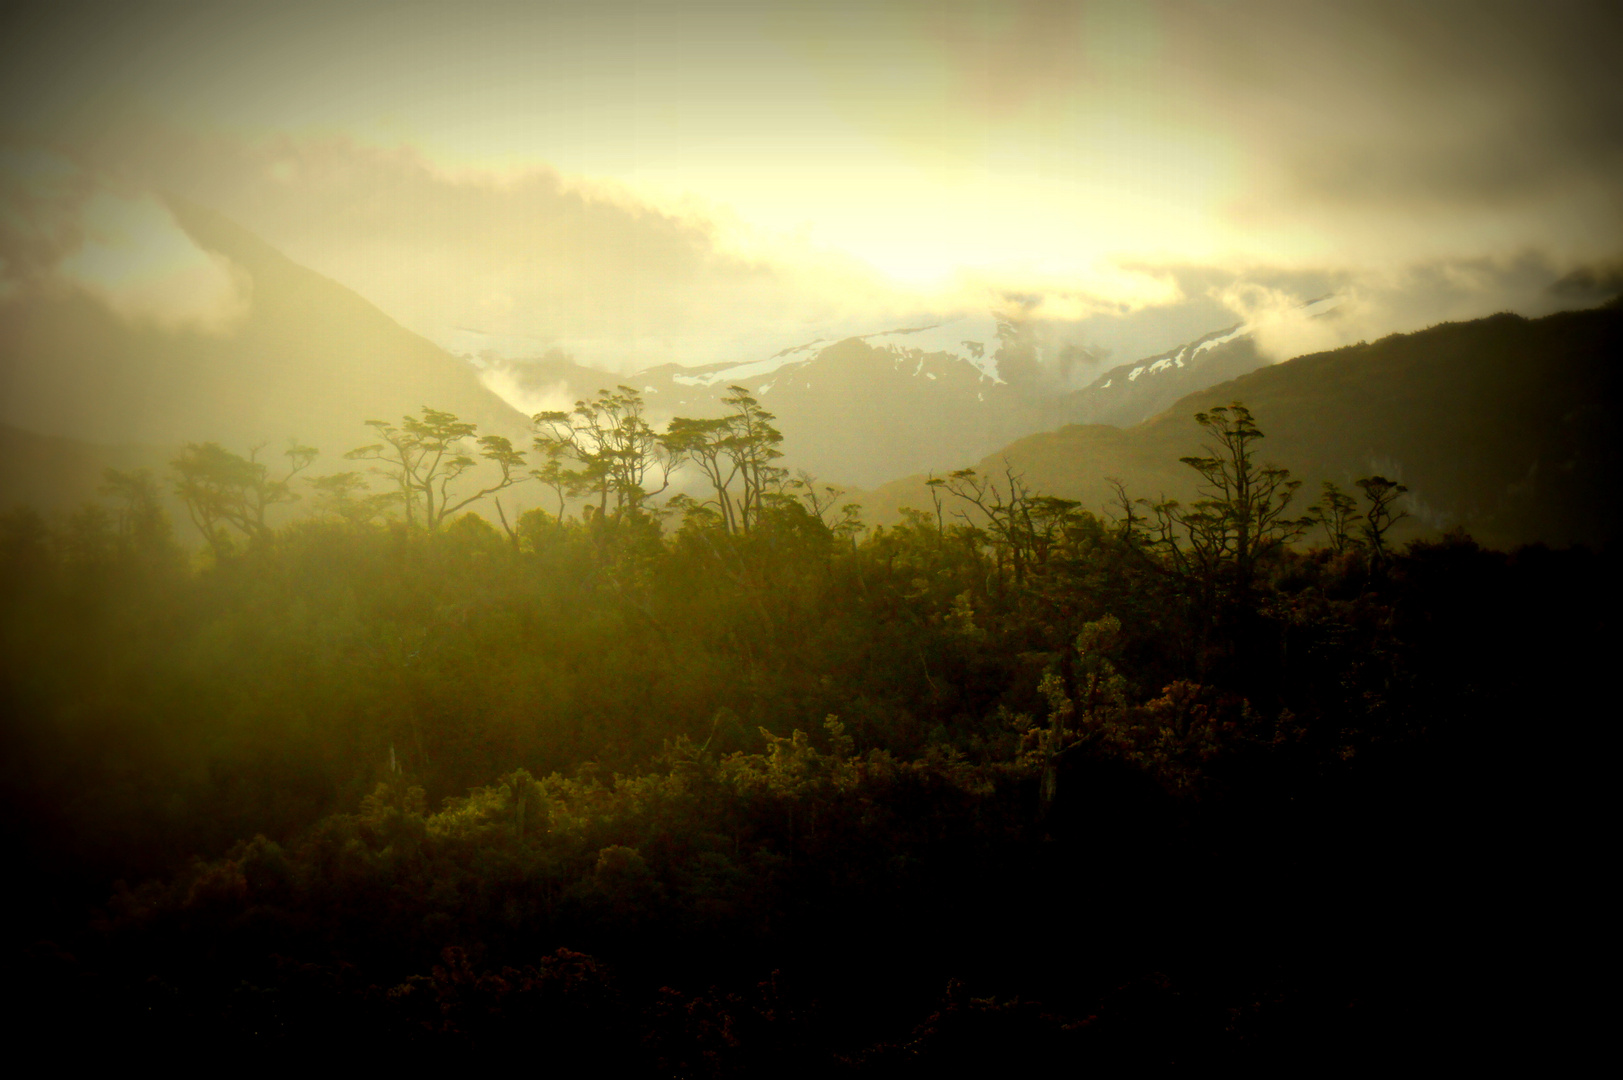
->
2, 0, 1620, 374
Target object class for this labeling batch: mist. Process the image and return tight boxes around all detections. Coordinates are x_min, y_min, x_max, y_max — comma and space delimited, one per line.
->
0, 3, 1616, 1063
6, 1, 1619, 381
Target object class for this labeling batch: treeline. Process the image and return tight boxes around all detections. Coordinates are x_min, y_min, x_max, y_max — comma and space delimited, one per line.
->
141, 383, 834, 560
1, 395, 1608, 1066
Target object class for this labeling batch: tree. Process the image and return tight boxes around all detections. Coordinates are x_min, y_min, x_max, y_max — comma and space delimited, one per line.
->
0, 507, 52, 582
788, 471, 862, 542
306, 471, 398, 527
662, 414, 740, 532
533, 387, 673, 522
530, 441, 575, 528
930, 463, 1086, 585
1307, 480, 1363, 556
716, 385, 785, 534
1356, 475, 1409, 570
100, 467, 175, 562
1178, 403, 1304, 589
1126, 403, 1304, 606
347, 408, 527, 532
172, 440, 316, 556
663, 386, 787, 534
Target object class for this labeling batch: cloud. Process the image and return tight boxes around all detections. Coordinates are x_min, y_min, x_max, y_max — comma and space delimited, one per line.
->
1183, 1, 1623, 260
0, 146, 93, 286
24, 120, 948, 369
989, 264, 1184, 322
57, 192, 250, 332
1549, 260, 1623, 304
812, 1, 1623, 267
0, 147, 249, 331
5, 1, 1619, 372
1210, 281, 1349, 362
474, 367, 577, 420
1209, 251, 1596, 363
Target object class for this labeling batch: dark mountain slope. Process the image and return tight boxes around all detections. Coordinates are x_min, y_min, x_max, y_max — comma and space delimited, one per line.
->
0, 424, 173, 516
488, 314, 1039, 488
861, 303, 1623, 549
1059, 332, 1266, 428
488, 306, 1326, 487
1053, 297, 1342, 430
0, 198, 532, 465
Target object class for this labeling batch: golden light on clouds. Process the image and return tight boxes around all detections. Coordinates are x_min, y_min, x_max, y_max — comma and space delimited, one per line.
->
2, 0, 1620, 371
57, 191, 249, 333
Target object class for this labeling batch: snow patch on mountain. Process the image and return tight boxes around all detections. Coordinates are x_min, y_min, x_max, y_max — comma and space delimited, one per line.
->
667, 312, 1009, 390
1189, 323, 1247, 358
859, 313, 1009, 384
1090, 293, 1342, 396
671, 353, 808, 389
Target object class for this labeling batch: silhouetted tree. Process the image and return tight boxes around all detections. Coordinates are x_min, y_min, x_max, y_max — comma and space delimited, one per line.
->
1307, 480, 1362, 556
663, 386, 787, 534
100, 467, 175, 563
1126, 403, 1305, 610
306, 470, 397, 526
663, 414, 741, 532
533, 387, 672, 521
930, 464, 1085, 585
347, 408, 526, 531
172, 440, 316, 556
1356, 475, 1409, 570
717, 385, 786, 533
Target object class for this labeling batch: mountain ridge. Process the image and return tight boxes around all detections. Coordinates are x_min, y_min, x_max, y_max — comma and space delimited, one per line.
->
0, 196, 533, 457
477, 307, 1288, 488
858, 303, 1622, 550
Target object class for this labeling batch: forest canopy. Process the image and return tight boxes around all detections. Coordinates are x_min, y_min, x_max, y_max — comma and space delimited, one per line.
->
0, 392, 1607, 1068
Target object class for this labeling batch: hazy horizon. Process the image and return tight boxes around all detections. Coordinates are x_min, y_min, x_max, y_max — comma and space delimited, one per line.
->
3, 0, 1620, 385
1, 11, 1615, 1055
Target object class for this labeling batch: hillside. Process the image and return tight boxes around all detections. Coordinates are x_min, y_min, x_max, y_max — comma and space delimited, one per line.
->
482, 309, 1291, 489
0, 425, 175, 517
0, 198, 533, 481
1053, 296, 1340, 429
485, 314, 1050, 488
860, 303, 1623, 550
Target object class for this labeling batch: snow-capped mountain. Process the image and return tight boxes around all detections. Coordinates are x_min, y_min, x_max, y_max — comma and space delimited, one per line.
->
482, 314, 1040, 487
1059, 295, 1341, 429
862, 302, 1623, 550
655, 312, 1010, 396
476, 299, 1340, 488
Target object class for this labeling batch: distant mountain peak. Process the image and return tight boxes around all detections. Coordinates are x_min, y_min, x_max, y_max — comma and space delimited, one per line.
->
855, 313, 1008, 384
662, 312, 1011, 392
1059, 293, 1344, 428
1094, 293, 1341, 393
861, 301, 1622, 550
472, 298, 1341, 487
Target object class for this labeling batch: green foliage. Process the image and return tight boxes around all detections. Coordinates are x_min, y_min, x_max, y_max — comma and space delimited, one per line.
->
4, 392, 1603, 1065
